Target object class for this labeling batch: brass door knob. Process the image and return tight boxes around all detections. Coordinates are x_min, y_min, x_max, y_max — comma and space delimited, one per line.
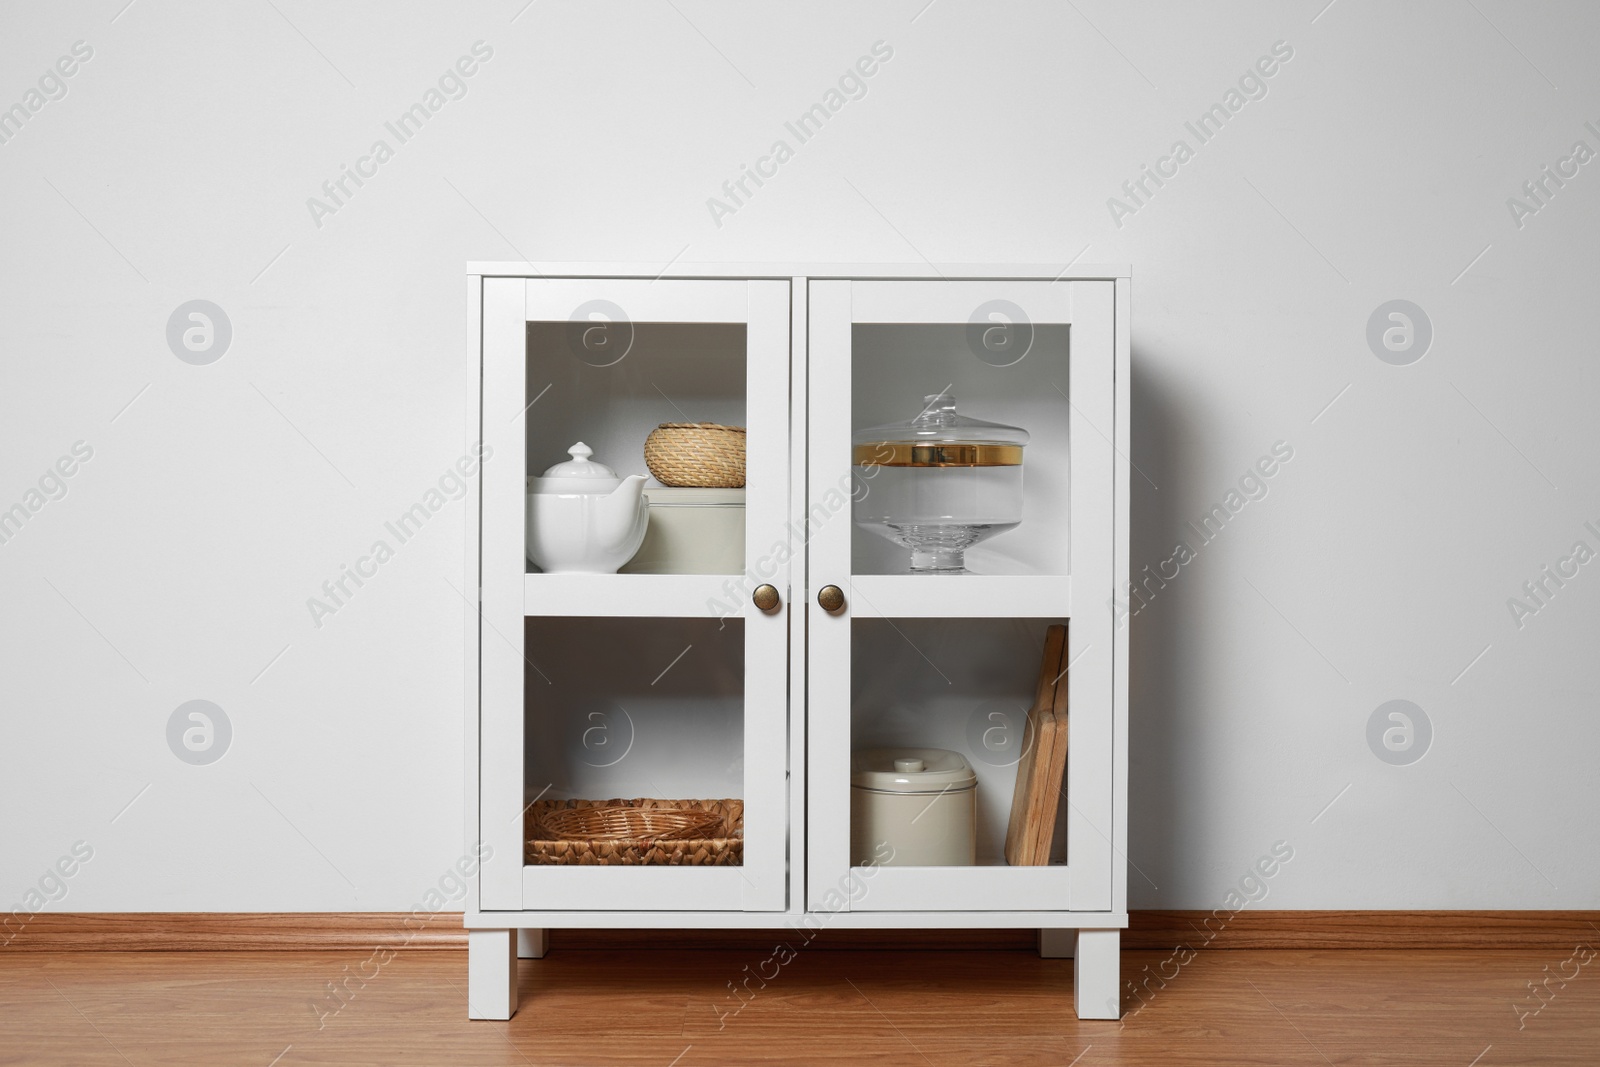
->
752, 584, 781, 612
817, 585, 845, 614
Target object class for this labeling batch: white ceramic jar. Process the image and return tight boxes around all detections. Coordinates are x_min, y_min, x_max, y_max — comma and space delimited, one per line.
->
618, 487, 745, 574
850, 747, 977, 866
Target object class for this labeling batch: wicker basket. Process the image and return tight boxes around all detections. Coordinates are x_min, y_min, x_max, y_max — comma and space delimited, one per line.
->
526, 798, 743, 866
644, 423, 746, 488
539, 805, 720, 842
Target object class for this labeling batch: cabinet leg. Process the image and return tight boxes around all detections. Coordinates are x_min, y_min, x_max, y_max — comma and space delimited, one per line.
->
1038, 928, 1075, 958
467, 929, 518, 1020
1073, 928, 1121, 1020
517, 928, 548, 959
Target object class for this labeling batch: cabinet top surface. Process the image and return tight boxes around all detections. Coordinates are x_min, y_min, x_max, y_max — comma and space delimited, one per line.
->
466, 261, 1131, 280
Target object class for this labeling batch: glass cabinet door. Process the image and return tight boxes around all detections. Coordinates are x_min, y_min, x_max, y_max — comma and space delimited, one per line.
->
806, 279, 1115, 913
478, 277, 789, 913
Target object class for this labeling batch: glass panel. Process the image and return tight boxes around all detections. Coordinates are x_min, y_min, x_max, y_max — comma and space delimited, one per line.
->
850, 323, 1069, 576
523, 616, 744, 867
525, 321, 748, 575
850, 617, 1067, 868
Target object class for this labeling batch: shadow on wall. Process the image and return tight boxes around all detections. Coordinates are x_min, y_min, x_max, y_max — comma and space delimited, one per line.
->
1125, 346, 1188, 910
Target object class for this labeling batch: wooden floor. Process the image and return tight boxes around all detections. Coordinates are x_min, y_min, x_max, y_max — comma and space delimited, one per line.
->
2, 945, 1596, 1065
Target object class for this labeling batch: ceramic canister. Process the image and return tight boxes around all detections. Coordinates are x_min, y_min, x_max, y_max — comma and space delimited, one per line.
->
850, 747, 977, 867
618, 487, 745, 574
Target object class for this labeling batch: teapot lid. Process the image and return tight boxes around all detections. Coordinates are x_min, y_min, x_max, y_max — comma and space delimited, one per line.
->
539, 443, 618, 480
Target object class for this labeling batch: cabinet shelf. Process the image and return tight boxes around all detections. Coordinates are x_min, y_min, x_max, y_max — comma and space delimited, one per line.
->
848, 865, 1073, 912
522, 864, 752, 912
524, 573, 743, 617
846, 574, 1071, 618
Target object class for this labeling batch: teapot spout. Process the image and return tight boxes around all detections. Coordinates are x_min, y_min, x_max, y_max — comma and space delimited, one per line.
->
609, 473, 647, 499
596, 474, 648, 532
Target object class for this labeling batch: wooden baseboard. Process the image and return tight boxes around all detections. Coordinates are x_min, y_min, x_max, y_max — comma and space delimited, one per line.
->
7, 911, 1596, 953
0, 912, 465, 952
1127, 910, 1600, 951
2, 915, 1032, 953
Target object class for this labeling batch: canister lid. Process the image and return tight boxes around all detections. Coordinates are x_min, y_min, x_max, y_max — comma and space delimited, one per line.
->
643, 487, 746, 507
850, 747, 977, 793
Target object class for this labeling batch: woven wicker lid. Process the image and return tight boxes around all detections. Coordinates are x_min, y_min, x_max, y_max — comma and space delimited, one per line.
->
657, 422, 745, 434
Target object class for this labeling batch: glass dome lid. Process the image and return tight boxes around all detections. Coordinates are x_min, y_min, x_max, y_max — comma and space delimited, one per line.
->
852, 392, 1029, 467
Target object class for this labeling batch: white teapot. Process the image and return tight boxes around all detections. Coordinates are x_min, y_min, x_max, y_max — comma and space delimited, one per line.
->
526, 443, 649, 574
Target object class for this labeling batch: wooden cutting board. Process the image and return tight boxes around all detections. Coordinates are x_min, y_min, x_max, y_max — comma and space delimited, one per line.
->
1028, 641, 1071, 865
1004, 624, 1067, 867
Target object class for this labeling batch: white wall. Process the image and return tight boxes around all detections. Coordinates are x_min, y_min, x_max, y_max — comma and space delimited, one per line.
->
3, 0, 1596, 913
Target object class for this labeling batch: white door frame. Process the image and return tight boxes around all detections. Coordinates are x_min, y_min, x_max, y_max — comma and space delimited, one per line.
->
805, 278, 1116, 913
478, 277, 790, 912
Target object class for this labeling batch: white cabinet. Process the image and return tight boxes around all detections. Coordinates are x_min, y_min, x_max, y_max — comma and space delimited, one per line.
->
464, 264, 1130, 1022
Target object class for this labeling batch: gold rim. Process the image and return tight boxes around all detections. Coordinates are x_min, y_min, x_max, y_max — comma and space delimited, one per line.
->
853, 442, 1023, 467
